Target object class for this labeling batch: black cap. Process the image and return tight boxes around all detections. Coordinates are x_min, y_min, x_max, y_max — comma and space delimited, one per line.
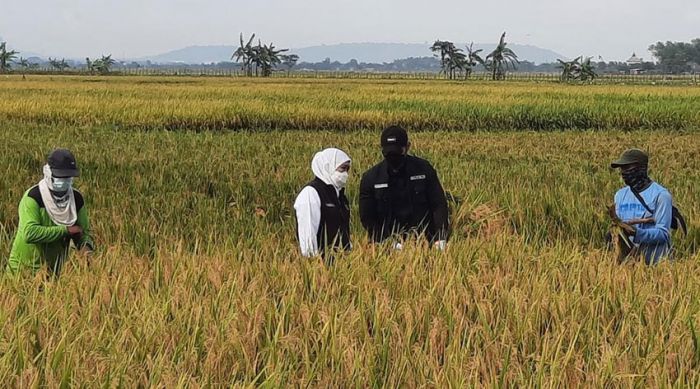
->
48, 149, 80, 178
381, 125, 409, 154
611, 148, 649, 168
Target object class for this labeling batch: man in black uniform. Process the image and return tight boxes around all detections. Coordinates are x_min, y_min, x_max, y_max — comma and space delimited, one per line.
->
359, 125, 449, 249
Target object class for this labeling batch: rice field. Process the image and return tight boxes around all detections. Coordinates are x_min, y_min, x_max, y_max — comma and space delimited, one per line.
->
1, 75, 700, 131
1, 75, 700, 387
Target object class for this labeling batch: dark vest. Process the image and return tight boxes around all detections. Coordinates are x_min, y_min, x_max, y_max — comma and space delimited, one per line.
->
370, 158, 432, 239
300, 178, 351, 254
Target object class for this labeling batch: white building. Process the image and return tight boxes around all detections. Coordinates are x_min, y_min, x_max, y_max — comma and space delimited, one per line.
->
626, 53, 643, 66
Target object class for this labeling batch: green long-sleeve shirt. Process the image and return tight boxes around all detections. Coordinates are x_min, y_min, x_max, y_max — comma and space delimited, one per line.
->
7, 185, 94, 274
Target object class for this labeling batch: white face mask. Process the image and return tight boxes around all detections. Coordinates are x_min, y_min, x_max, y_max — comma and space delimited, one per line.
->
51, 177, 73, 193
330, 171, 349, 189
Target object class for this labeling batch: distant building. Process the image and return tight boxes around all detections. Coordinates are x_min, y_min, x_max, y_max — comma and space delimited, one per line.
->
626, 53, 644, 74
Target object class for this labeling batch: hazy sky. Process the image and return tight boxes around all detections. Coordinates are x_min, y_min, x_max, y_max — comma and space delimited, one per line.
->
1, 0, 698, 61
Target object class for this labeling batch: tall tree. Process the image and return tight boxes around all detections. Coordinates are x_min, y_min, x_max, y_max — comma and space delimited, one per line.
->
232, 33, 256, 76
485, 32, 519, 80
253, 41, 287, 77
0, 42, 19, 73
649, 40, 696, 74
48, 57, 70, 71
445, 45, 466, 80
280, 54, 299, 74
431, 40, 455, 78
464, 43, 485, 79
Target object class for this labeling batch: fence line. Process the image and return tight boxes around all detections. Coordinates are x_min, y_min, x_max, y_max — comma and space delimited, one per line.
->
10, 68, 700, 84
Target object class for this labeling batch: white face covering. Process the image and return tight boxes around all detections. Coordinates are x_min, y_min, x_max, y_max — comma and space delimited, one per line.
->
311, 148, 351, 191
39, 164, 78, 226
330, 171, 349, 189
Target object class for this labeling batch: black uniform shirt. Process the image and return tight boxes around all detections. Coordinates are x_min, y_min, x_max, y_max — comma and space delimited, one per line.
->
359, 155, 449, 243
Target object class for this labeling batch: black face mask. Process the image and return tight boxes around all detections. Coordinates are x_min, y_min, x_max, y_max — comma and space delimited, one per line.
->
621, 164, 652, 192
384, 152, 406, 171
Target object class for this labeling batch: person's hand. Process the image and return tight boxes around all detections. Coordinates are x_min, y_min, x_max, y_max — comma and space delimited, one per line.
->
434, 240, 447, 251
619, 222, 637, 236
67, 225, 83, 236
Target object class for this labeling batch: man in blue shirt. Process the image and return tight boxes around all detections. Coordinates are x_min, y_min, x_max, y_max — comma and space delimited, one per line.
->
611, 149, 673, 264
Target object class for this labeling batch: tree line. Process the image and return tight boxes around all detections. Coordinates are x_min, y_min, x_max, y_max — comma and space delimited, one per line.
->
2, 37, 699, 77
649, 39, 700, 74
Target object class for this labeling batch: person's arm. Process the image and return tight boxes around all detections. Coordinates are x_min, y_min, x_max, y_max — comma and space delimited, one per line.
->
294, 187, 321, 257
426, 164, 450, 242
20, 196, 69, 244
634, 191, 672, 245
359, 173, 378, 241
74, 206, 95, 251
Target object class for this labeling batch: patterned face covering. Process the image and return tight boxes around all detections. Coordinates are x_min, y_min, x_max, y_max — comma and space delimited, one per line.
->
621, 164, 652, 192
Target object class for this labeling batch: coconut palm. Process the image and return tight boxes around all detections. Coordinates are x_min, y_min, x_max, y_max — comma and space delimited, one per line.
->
0, 42, 19, 73
232, 33, 256, 76
485, 32, 519, 80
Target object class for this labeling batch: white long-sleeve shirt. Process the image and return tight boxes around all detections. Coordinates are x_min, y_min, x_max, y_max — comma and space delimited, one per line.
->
294, 186, 323, 257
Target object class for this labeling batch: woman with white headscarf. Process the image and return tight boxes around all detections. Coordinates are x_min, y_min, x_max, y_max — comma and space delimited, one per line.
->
294, 148, 352, 258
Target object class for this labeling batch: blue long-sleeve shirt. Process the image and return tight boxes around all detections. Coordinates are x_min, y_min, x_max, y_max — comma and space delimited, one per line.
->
614, 182, 673, 264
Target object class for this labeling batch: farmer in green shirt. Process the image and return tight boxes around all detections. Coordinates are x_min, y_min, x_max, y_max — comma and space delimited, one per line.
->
7, 149, 94, 276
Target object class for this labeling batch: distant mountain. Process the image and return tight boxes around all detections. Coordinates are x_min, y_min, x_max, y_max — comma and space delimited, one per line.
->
140, 42, 568, 65
294, 43, 567, 64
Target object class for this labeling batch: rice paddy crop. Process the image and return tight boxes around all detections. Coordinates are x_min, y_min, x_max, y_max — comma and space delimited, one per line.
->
1, 75, 700, 131
1, 75, 700, 386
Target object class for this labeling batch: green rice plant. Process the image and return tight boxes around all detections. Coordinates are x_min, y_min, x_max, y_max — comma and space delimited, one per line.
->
0, 77, 700, 386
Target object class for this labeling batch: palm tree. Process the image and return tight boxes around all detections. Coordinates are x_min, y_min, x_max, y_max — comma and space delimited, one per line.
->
49, 57, 70, 72
232, 33, 256, 76
464, 43, 485, 79
15, 57, 30, 79
557, 57, 581, 81
0, 42, 19, 73
431, 40, 456, 78
17, 57, 29, 68
485, 32, 519, 80
445, 46, 466, 80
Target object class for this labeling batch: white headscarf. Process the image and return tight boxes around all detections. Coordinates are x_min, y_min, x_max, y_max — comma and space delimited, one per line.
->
311, 148, 351, 188
38, 164, 77, 226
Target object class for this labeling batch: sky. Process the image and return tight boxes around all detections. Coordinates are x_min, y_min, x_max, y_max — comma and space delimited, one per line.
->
1, 0, 699, 61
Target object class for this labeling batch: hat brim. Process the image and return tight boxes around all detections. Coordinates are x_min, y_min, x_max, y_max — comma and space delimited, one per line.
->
382, 144, 405, 155
51, 168, 80, 178
610, 160, 636, 168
